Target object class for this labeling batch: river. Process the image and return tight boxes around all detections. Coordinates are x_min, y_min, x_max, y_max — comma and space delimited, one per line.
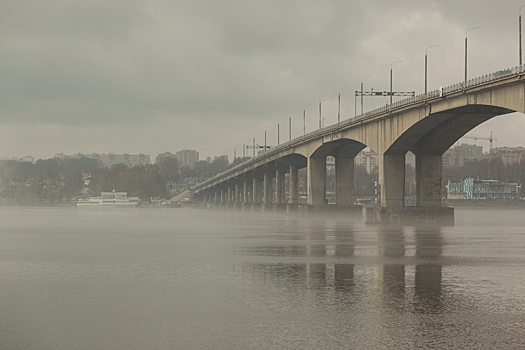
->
1, 206, 524, 349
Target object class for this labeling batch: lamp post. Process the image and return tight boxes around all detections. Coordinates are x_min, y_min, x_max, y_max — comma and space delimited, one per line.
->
243, 139, 251, 158
303, 104, 311, 135
338, 86, 349, 123
289, 111, 299, 141
234, 144, 242, 161
390, 61, 403, 105
319, 95, 330, 130
465, 27, 481, 86
277, 118, 286, 145
360, 75, 372, 114
264, 125, 272, 153
520, 5, 525, 66
425, 45, 439, 96
289, 115, 292, 141
253, 132, 261, 158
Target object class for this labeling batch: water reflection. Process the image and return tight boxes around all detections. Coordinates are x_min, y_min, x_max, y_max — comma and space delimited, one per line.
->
414, 226, 443, 314
378, 225, 405, 299
333, 221, 355, 291
305, 220, 356, 292
239, 218, 446, 315
238, 218, 356, 293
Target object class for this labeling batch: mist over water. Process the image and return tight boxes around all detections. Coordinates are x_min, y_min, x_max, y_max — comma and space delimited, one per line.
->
1, 207, 525, 349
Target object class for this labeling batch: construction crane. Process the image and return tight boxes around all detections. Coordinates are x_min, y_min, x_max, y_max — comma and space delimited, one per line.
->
461, 131, 497, 153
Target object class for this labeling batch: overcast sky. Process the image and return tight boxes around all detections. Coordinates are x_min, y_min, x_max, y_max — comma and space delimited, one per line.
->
2, 0, 525, 161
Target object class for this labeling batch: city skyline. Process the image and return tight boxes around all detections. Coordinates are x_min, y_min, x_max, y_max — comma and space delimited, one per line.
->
2, 1, 525, 160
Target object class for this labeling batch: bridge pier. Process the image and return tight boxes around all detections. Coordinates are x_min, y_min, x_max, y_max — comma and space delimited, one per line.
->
262, 172, 271, 212
416, 153, 443, 207
307, 156, 326, 206
275, 167, 285, 205
241, 179, 250, 211
226, 186, 233, 210
289, 164, 299, 204
335, 156, 354, 206
380, 154, 405, 207
251, 177, 261, 211
367, 151, 453, 224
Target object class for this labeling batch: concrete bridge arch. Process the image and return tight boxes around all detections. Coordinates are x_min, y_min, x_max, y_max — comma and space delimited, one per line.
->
194, 68, 525, 222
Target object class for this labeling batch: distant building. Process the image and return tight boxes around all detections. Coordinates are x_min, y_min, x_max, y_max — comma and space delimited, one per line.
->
175, 149, 199, 169
446, 178, 521, 200
1, 156, 35, 164
355, 149, 379, 174
54, 153, 150, 168
490, 147, 525, 165
443, 143, 485, 168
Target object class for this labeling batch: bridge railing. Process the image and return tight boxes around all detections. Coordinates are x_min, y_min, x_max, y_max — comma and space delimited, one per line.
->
194, 64, 525, 191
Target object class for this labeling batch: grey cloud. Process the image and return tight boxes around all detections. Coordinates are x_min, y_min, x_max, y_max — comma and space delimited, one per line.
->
1, 0, 525, 159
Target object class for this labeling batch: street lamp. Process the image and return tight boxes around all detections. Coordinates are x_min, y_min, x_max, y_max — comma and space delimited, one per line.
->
253, 133, 261, 158
338, 86, 349, 123
303, 104, 312, 135
425, 45, 439, 96
243, 138, 251, 158
233, 144, 241, 162
520, 5, 525, 66
319, 95, 330, 130
289, 111, 299, 141
264, 125, 272, 153
277, 118, 286, 145
465, 27, 481, 85
360, 75, 372, 114
390, 61, 403, 105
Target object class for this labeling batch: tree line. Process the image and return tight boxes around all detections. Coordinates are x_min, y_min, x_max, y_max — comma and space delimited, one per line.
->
2, 154, 522, 205
0, 154, 234, 205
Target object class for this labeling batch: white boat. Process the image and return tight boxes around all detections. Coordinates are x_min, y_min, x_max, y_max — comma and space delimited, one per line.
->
77, 192, 141, 207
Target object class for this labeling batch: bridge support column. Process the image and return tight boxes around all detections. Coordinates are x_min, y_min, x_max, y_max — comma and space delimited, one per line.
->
380, 154, 405, 207
213, 190, 219, 209
275, 167, 286, 203
287, 164, 299, 213
416, 154, 443, 207
307, 157, 326, 206
235, 183, 242, 210
227, 186, 233, 209
252, 177, 261, 211
274, 166, 287, 211
335, 156, 354, 205
243, 179, 249, 202
242, 179, 250, 210
262, 172, 271, 212
252, 178, 259, 203
289, 164, 298, 204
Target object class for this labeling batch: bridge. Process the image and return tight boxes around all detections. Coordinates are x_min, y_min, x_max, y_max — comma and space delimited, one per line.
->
192, 66, 525, 224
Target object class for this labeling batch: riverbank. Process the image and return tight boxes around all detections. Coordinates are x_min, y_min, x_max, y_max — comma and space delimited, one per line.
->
446, 199, 525, 208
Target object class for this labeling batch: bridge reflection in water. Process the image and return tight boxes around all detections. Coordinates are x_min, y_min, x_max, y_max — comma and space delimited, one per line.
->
236, 217, 444, 316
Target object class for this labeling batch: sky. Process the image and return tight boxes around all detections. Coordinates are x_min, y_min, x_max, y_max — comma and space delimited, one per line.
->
2, 0, 525, 161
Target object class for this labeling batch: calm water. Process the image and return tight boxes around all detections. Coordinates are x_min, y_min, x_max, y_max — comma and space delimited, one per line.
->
1, 207, 525, 349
